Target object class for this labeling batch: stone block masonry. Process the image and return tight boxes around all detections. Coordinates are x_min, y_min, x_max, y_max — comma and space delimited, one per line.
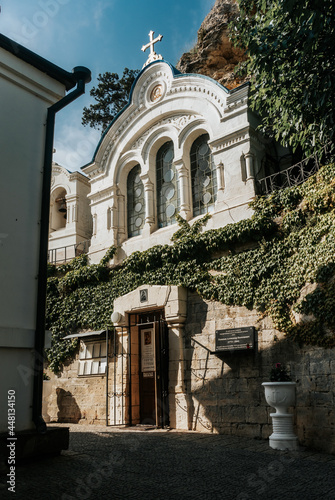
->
44, 289, 335, 455
184, 291, 335, 454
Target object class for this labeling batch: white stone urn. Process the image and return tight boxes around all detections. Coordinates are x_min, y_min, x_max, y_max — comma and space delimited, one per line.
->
262, 382, 298, 451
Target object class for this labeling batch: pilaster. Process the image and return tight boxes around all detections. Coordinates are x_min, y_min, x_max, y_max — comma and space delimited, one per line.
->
108, 185, 118, 245
244, 151, 256, 195
140, 173, 155, 234
175, 159, 191, 220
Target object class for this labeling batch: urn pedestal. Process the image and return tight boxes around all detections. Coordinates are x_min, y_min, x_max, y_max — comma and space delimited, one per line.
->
262, 382, 298, 451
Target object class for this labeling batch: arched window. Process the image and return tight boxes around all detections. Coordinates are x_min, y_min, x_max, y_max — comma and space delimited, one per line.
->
50, 188, 67, 231
127, 165, 145, 238
156, 141, 179, 228
190, 134, 217, 216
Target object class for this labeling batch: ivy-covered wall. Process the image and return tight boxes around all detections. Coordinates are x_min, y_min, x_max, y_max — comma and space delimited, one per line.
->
44, 286, 335, 452
45, 164, 335, 452
46, 163, 335, 373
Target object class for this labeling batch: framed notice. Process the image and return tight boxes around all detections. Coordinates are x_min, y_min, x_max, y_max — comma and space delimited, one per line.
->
214, 327, 255, 352
141, 328, 155, 372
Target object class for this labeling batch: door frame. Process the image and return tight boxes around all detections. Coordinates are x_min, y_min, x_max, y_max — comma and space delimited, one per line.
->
135, 311, 169, 427
112, 285, 188, 428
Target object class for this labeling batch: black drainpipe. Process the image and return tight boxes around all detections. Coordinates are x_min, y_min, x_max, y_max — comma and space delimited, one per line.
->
33, 66, 91, 432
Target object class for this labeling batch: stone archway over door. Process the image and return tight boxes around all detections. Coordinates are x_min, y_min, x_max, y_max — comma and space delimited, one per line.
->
112, 285, 188, 428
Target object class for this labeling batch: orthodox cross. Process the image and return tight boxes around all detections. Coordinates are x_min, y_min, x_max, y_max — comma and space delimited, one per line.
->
141, 30, 163, 68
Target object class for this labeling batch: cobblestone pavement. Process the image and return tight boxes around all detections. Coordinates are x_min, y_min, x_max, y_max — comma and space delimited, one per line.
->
1, 423, 334, 500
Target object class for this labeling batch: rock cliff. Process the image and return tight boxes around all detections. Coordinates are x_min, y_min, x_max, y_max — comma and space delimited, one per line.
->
176, 0, 248, 89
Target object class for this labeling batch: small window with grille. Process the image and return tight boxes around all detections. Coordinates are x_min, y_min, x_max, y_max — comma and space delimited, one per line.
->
190, 134, 217, 217
78, 341, 107, 376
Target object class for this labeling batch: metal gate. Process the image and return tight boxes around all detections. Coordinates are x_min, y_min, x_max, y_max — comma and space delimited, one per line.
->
155, 317, 169, 428
107, 325, 131, 426
107, 311, 169, 427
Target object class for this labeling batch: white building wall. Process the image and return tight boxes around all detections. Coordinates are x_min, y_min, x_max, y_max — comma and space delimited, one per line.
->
48, 164, 92, 263
83, 62, 266, 264
0, 47, 67, 432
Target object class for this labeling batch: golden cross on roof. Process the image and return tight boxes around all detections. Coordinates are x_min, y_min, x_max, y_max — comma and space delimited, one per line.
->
141, 30, 163, 68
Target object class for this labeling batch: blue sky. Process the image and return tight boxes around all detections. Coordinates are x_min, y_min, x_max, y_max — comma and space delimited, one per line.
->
1, 0, 213, 171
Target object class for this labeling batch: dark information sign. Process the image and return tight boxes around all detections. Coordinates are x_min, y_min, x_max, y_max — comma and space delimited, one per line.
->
214, 327, 255, 352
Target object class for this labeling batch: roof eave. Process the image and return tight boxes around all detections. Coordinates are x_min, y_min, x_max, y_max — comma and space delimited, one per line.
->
0, 33, 77, 91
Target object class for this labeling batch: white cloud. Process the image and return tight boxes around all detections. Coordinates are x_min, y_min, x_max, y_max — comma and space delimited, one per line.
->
92, 1, 115, 30
0, 1, 107, 63
0, 1, 72, 54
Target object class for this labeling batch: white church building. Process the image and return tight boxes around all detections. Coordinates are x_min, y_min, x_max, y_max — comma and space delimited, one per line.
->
50, 33, 275, 266
84, 61, 258, 264
48, 35, 328, 448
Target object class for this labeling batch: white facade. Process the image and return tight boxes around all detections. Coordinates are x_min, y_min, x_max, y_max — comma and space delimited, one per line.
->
82, 61, 265, 264
49, 163, 92, 264
0, 39, 73, 432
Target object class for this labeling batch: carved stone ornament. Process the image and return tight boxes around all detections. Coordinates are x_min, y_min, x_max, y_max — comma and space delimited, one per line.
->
150, 84, 163, 102
53, 165, 66, 176
131, 114, 197, 150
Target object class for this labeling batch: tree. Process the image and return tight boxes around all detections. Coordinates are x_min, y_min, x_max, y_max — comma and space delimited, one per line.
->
231, 0, 335, 156
82, 68, 139, 133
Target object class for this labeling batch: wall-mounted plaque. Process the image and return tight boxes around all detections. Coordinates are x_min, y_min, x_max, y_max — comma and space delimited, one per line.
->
214, 327, 255, 352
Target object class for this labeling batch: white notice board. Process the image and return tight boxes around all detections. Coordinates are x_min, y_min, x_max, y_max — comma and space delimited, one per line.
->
141, 328, 155, 372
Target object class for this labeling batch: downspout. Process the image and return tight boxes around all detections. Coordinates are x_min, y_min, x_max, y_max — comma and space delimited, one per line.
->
33, 66, 91, 432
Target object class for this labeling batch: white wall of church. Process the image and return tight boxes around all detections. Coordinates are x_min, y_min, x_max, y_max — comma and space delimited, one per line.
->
83, 62, 265, 264
49, 164, 92, 263
0, 47, 67, 432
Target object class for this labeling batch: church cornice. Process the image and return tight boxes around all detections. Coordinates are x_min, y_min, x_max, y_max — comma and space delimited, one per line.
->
88, 185, 117, 206
209, 125, 264, 155
52, 163, 90, 186
210, 126, 251, 153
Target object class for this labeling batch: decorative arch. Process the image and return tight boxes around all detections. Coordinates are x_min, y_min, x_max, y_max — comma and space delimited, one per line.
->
50, 186, 68, 231
178, 119, 211, 151
141, 123, 180, 165
115, 152, 143, 186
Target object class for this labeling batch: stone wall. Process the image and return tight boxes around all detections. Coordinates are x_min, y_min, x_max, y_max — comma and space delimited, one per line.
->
184, 291, 335, 454
44, 354, 107, 425
44, 289, 335, 454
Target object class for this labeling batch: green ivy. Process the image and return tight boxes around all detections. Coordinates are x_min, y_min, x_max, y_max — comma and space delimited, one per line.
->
46, 163, 335, 372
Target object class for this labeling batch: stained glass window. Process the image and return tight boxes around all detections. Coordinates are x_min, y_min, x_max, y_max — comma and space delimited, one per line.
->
156, 141, 179, 228
127, 164, 145, 237
190, 134, 217, 217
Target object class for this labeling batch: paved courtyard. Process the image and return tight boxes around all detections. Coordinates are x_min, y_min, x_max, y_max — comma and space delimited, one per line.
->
1, 423, 334, 500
